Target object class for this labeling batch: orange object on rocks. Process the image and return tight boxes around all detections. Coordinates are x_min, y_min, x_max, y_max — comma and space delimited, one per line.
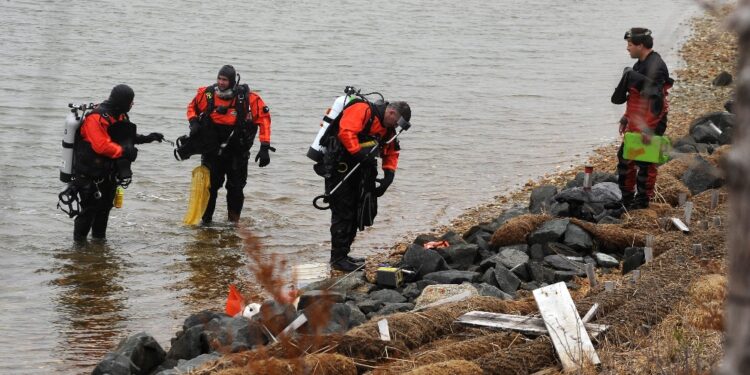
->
225, 284, 244, 316
423, 240, 450, 249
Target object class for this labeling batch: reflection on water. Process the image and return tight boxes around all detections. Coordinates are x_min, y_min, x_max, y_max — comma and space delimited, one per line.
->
179, 227, 245, 310
49, 241, 128, 370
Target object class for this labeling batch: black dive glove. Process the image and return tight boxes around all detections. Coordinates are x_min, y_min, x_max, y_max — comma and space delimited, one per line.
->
189, 118, 201, 137
255, 143, 271, 167
136, 132, 164, 144
374, 170, 395, 197
122, 144, 138, 162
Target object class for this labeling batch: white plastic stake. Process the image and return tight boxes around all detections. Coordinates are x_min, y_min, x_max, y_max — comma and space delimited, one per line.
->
585, 263, 597, 288
378, 319, 391, 341
582, 303, 599, 323
604, 281, 615, 292
678, 193, 687, 207
644, 247, 654, 263
684, 202, 693, 225
671, 217, 690, 233
693, 244, 703, 256
645, 234, 655, 248
280, 314, 308, 337
632, 270, 641, 283
711, 190, 720, 210
714, 216, 722, 227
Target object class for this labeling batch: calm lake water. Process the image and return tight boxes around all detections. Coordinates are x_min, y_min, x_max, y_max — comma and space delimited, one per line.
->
0, 0, 699, 372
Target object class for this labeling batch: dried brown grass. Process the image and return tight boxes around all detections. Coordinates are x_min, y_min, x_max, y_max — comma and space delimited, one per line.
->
473, 336, 556, 375
402, 360, 484, 375
346, 297, 536, 350
490, 214, 550, 247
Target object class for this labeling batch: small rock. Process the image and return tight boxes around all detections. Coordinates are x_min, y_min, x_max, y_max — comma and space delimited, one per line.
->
477, 283, 513, 300
297, 290, 345, 310
544, 255, 585, 273
108, 332, 166, 375
402, 244, 448, 278
369, 289, 407, 304
92, 353, 134, 375
712, 71, 733, 86
345, 302, 367, 328
528, 219, 570, 245
481, 267, 498, 287
681, 156, 724, 195
529, 244, 545, 261
493, 266, 521, 295
423, 270, 480, 284
563, 224, 593, 252
357, 299, 384, 315
377, 302, 415, 316
593, 252, 619, 268
155, 353, 222, 375
622, 250, 645, 275
529, 185, 559, 214
528, 262, 556, 284
414, 284, 479, 309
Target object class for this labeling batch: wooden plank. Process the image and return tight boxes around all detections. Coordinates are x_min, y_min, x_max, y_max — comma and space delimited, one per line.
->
456, 311, 609, 338
533, 282, 601, 371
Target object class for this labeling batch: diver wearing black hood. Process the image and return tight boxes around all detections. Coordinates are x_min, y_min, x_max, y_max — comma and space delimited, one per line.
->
70, 84, 164, 241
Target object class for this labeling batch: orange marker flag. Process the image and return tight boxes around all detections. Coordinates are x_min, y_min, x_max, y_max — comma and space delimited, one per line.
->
225, 284, 244, 316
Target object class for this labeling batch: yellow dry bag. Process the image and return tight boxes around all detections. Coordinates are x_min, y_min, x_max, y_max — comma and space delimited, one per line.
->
183, 165, 211, 225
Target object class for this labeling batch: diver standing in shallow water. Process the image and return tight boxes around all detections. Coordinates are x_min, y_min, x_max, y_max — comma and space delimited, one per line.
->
183, 65, 273, 224
69, 84, 164, 241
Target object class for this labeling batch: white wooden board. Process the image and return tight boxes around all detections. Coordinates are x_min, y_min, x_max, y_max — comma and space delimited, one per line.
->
533, 282, 601, 371
456, 311, 609, 338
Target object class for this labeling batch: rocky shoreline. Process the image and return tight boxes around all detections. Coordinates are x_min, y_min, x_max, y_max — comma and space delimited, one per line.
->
92, 5, 736, 375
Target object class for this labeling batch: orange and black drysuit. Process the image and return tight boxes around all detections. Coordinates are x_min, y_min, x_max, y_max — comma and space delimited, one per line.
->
325, 101, 399, 261
611, 51, 673, 205
186, 83, 271, 222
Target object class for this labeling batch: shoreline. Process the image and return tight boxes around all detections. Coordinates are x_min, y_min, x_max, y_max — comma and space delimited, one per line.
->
90, 4, 736, 374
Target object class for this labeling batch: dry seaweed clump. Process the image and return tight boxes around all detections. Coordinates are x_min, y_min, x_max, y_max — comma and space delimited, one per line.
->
212, 354, 356, 375
374, 332, 518, 374
655, 173, 692, 206
403, 360, 484, 375
346, 296, 536, 350
490, 214, 550, 247
474, 336, 556, 375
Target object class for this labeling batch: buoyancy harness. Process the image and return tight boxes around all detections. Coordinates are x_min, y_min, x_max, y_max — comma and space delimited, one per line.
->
175, 74, 271, 160
312, 86, 388, 180
312, 89, 411, 213
58, 103, 129, 218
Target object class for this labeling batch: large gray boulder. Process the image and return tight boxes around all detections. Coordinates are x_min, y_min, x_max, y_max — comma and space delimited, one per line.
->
297, 290, 345, 310
443, 243, 479, 269
402, 244, 448, 278
529, 219, 570, 245
680, 156, 724, 195
565, 172, 618, 189
92, 353, 134, 375
544, 255, 585, 273
477, 283, 513, 300
593, 252, 619, 268
155, 353, 221, 375
529, 185, 559, 214
95, 332, 166, 375
369, 289, 407, 304
423, 270, 480, 284
493, 266, 521, 295
562, 224, 593, 252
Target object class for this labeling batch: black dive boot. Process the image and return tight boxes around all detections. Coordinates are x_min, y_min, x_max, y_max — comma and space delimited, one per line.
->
330, 249, 360, 272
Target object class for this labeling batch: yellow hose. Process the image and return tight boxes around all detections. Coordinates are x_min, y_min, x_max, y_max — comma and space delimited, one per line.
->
183, 165, 211, 225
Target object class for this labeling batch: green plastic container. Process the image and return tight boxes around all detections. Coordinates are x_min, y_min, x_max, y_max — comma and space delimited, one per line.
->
622, 132, 671, 164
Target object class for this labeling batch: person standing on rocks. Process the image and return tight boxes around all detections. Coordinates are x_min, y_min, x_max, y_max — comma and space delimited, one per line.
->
611, 27, 673, 209
320, 98, 411, 272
